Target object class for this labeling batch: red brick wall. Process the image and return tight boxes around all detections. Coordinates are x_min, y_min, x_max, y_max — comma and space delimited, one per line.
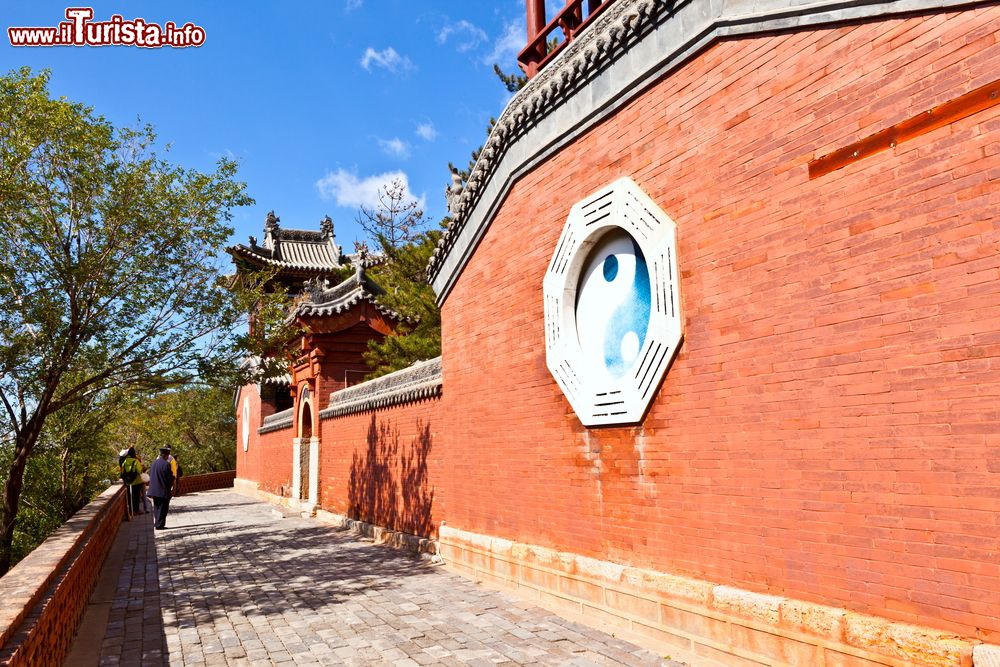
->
235, 383, 260, 483
237, 383, 294, 497
439, 8, 1000, 641
318, 397, 443, 538
178, 471, 236, 495
0, 485, 125, 666
253, 426, 294, 497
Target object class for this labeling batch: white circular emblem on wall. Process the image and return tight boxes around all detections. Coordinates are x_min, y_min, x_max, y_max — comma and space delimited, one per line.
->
543, 177, 682, 427
242, 396, 250, 451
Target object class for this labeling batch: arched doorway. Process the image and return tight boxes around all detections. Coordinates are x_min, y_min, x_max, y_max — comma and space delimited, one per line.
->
300, 402, 313, 440
298, 394, 313, 502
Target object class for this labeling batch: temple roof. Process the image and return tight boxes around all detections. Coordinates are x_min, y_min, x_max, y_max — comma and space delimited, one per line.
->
293, 263, 405, 322
229, 211, 406, 327
227, 211, 343, 275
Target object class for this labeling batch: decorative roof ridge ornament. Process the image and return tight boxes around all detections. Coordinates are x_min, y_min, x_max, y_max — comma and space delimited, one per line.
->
426, 0, 663, 283
445, 166, 464, 219
320, 215, 335, 242
263, 210, 280, 257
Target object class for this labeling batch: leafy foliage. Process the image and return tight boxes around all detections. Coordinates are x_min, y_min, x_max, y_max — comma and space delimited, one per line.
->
110, 386, 237, 476
0, 67, 265, 572
363, 229, 443, 378
351, 181, 442, 377
493, 64, 528, 94
5, 397, 121, 563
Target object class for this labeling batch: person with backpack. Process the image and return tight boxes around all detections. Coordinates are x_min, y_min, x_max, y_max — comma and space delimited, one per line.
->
119, 447, 143, 518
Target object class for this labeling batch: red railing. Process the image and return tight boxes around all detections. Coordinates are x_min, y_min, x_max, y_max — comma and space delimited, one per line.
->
517, 0, 619, 78
177, 471, 236, 495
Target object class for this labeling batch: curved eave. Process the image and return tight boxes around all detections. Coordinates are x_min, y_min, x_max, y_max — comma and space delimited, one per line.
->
227, 245, 339, 275
295, 290, 406, 323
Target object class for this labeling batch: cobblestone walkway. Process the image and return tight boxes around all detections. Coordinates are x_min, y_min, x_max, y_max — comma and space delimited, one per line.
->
90, 490, 682, 666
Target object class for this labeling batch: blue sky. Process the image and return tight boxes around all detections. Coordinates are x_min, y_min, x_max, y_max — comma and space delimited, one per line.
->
0, 1, 541, 253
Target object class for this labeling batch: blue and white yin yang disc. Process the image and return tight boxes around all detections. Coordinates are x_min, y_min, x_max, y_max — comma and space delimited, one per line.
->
575, 230, 652, 379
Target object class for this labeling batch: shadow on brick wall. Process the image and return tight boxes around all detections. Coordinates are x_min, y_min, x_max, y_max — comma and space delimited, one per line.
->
348, 416, 434, 538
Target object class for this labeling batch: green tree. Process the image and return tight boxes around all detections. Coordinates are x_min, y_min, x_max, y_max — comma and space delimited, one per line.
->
492, 63, 528, 94
363, 229, 443, 377
353, 181, 441, 377
0, 67, 263, 573
0, 383, 123, 563
111, 386, 236, 475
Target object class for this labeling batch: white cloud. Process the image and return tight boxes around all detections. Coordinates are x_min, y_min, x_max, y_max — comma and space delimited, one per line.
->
415, 121, 437, 141
345, 0, 362, 10
360, 47, 414, 73
485, 20, 523, 66
377, 137, 410, 159
437, 19, 488, 53
316, 169, 425, 212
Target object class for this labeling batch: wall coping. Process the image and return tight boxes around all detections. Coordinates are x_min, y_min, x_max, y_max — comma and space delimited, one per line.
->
320, 357, 442, 419
427, 0, 996, 304
0, 484, 122, 651
259, 407, 293, 434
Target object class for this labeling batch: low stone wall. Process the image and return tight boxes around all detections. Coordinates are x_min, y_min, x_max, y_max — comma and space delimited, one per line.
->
178, 470, 236, 495
440, 524, 999, 667
0, 484, 125, 666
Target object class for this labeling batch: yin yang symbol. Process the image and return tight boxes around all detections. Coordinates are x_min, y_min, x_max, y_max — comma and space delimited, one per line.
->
575, 229, 651, 379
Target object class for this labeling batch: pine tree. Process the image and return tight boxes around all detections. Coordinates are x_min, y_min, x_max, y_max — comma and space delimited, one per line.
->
354, 182, 442, 377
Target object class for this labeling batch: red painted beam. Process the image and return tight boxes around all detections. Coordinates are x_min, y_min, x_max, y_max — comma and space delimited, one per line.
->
809, 78, 1000, 178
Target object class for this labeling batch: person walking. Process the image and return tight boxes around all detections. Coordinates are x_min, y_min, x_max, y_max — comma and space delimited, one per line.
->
147, 446, 176, 530
167, 452, 182, 497
119, 447, 143, 519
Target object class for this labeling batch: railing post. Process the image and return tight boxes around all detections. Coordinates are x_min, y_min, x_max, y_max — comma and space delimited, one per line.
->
522, 0, 547, 76
526, 0, 546, 41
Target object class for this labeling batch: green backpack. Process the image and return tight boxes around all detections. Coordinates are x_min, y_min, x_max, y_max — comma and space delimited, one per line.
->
121, 457, 139, 484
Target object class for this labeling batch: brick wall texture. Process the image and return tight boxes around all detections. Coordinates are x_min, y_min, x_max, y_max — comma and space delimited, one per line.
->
178, 471, 236, 495
238, 383, 293, 498
0, 485, 125, 666
237, 6, 1000, 654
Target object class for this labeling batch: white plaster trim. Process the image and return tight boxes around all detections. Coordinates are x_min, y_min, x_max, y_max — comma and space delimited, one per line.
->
307, 436, 319, 510
241, 397, 250, 452
544, 177, 683, 426
976, 644, 1000, 667
438, 523, 982, 666
291, 438, 303, 502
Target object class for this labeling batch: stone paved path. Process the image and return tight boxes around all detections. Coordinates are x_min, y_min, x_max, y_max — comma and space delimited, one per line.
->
86, 490, 684, 666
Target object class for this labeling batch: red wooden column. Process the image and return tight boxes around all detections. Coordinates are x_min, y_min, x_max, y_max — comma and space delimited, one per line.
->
526, 0, 546, 40
521, 0, 547, 76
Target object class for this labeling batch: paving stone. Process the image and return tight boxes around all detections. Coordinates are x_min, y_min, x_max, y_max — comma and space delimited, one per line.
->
95, 490, 680, 666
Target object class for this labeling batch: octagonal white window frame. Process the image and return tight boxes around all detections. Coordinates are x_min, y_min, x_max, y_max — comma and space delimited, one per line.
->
543, 177, 683, 427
